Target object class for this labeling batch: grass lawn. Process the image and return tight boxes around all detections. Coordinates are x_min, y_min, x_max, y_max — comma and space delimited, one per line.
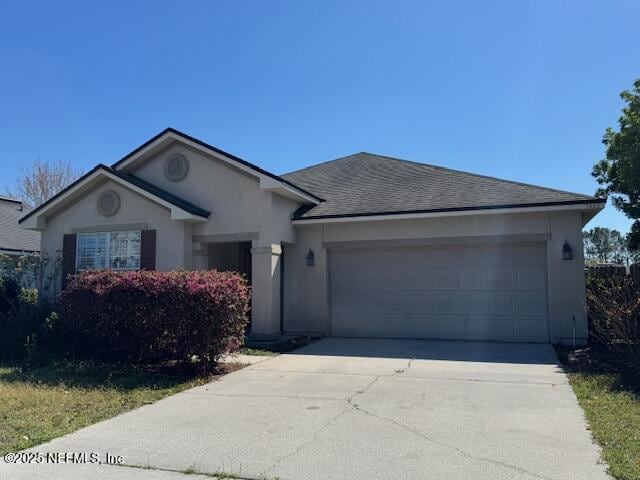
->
557, 347, 640, 480
0, 361, 231, 455
235, 347, 279, 356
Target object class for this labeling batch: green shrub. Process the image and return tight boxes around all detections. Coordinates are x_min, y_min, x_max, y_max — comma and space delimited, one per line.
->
58, 270, 251, 371
0, 276, 21, 314
0, 278, 52, 361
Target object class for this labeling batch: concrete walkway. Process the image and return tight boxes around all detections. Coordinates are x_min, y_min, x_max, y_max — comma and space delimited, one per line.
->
1, 338, 609, 480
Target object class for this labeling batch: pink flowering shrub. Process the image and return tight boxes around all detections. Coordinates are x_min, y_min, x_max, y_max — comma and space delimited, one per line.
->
59, 270, 250, 370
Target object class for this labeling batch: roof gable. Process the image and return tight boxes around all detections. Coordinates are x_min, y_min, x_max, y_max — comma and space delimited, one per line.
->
112, 128, 321, 205
19, 165, 209, 230
282, 152, 604, 220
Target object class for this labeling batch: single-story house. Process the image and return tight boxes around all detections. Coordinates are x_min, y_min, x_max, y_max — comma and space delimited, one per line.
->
0, 195, 39, 256
20, 128, 604, 345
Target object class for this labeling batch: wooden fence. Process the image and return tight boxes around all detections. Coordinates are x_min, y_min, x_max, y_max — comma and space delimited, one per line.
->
586, 263, 640, 282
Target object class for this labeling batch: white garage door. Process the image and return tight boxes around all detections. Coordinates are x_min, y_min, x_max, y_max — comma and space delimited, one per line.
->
330, 243, 548, 342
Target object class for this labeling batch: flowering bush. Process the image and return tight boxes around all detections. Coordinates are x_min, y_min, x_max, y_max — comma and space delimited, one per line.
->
59, 270, 250, 370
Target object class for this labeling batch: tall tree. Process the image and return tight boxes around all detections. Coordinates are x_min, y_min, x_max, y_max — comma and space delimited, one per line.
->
623, 233, 640, 265
583, 227, 639, 265
592, 79, 640, 251
584, 227, 618, 264
5, 159, 81, 207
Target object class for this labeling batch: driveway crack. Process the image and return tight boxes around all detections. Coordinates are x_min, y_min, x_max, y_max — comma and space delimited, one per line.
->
348, 404, 555, 480
263, 376, 381, 475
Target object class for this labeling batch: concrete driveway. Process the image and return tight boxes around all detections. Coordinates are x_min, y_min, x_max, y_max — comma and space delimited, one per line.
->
2, 338, 609, 480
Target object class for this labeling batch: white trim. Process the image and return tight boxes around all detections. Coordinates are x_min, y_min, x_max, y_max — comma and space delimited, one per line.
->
115, 131, 320, 205
291, 202, 605, 225
260, 177, 321, 204
20, 168, 207, 231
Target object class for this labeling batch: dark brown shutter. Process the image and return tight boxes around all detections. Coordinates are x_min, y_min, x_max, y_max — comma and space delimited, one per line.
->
140, 229, 156, 270
61, 233, 77, 290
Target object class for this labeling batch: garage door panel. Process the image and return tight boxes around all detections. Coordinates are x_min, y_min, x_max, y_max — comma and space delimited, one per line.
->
517, 268, 545, 290
427, 316, 464, 338
487, 268, 516, 289
460, 269, 487, 289
518, 316, 548, 339
428, 268, 460, 290
517, 294, 546, 315
430, 294, 461, 314
428, 247, 460, 266
330, 243, 548, 342
334, 271, 425, 292
462, 294, 489, 314
486, 245, 516, 266
332, 292, 431, 316
516, 244, 546, 265
489, 317, 517, 338
488, 294, 516, 315
457, 246, 485, 265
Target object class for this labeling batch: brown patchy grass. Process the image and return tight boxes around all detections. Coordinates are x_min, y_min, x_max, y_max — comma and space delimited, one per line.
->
0, 361, 236, 454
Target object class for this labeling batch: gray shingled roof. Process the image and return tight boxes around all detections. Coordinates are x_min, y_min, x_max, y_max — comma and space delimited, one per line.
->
109, 168, 210, 218
0, 198, 40, 252
282, 152, 601, 220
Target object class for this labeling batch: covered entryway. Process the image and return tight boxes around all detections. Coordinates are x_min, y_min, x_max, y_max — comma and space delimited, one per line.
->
329, 242, 548, 342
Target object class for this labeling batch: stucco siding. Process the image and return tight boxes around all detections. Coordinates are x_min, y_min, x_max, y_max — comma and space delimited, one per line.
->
284, 210, 587, 344
546, 210, 587, 344
131, 143, 298, 247
40, 180, 188, 297
283, 224, 329, 333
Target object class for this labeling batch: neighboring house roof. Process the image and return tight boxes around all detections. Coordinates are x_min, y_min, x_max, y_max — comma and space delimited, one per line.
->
0, 197, 40, 253
19, 164, 209, 228
282, 152, 605, 220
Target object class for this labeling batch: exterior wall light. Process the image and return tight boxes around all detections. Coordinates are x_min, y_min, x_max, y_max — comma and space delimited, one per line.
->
562, 241, 573, 261
306, 249, 315, 266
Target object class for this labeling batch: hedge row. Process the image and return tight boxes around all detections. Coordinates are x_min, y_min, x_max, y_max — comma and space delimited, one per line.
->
59, 270, 250, 370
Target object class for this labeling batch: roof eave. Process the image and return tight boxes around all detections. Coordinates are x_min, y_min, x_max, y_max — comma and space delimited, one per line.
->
291, 199, 606, 225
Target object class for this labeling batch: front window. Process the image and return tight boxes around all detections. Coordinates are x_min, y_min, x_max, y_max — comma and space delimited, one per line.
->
76, 231, 141, 271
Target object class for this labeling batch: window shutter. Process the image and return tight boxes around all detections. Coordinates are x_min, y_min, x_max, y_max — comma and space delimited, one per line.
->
61, 233, 77, 290
140, 229, 156, 270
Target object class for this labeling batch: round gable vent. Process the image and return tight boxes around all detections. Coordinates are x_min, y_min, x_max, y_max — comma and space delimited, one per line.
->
97, 190, 120, 217
164, 153, 189, 181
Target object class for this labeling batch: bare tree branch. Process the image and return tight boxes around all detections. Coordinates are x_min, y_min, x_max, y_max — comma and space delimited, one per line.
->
5, 159, 82, 207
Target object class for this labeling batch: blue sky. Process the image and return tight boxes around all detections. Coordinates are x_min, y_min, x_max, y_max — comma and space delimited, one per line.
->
0, 0, 637, 232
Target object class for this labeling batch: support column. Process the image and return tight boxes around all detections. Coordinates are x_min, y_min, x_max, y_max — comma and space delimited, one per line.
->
191, 241, 209, 270
250, 243, 282, 341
